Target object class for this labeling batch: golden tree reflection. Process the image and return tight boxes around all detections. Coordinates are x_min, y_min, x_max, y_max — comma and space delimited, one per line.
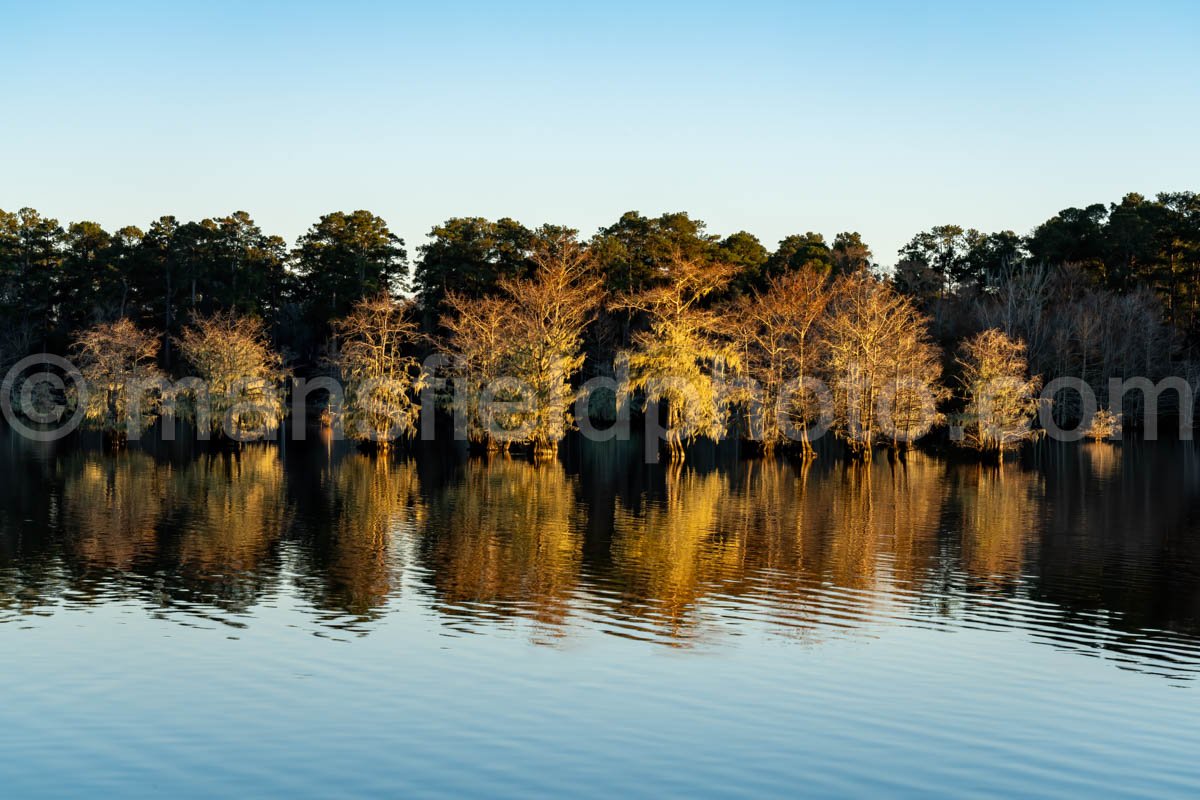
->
718, 459, 811, 583
55, 446, 292, 613
721, 457, 946, 593
317, 454, 424, 617
875, 456, 947, 588
953, 465, 1042, 587
420, 457, 583, 631
610, 467, 741, 636
825, 464, 881, 589
1082, 441, 1121, 482
167, 447, 291, 609
604, 456, 948, 641
4, 429, 1198, 681
61, 451, 165, 572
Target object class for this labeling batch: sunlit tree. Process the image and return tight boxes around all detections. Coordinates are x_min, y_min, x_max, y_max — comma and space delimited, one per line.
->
728, 268, 833, 456
1083, 406, 1121, 441
332, 292, 426, 448
73, 318, 164, 446
176, 312, 288, 441
498, 232, 604, 454
441, 231, 603, 453
441, 292, 522, 450
956, 328, 1041, 454
877, 323, 948, 450
621, 251, 739, 459
821, 270, 941, 459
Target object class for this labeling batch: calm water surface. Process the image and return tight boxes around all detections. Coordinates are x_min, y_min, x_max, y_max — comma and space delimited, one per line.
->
2, 432, 1199, 797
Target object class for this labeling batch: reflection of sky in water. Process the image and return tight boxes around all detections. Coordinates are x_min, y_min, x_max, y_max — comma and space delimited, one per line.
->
1, 434, 1199, 797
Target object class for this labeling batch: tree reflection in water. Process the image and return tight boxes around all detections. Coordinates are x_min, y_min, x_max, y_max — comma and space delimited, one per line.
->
290, 452, 423, 628
417, 456, 583, 638
0, 433, 1198, 680
63, 451, 165, 575
165, 449, 290, 612
609, 466, 736, 639
952, 464, 1042, 589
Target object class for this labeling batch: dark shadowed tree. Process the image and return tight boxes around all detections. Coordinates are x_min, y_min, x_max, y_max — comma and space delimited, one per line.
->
589, 211, 717, 295
831, 231, 872, 275
764, 232, 833, 283
0, 208, 63, 347
106, 226, 145, 320
58, 221, 113, 333
964, 230, 1025, 289
1103, 193, 1158, 290
1025, 204, 1108, 275
413, 216, 533, 312
138, 216, 187, 363
207, 211, 289, 318
898, 225, 969, 295
716, 230, 769, 295
294, 210, 407, 330
1156, 191, 1200, 326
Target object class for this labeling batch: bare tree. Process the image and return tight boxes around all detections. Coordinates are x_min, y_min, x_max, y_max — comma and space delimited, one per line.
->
878, 323, 947, 450
972, 262, 1053, 370
73, 318, 163, 446
728, 269, 832, 456
821, 271, 941, 459
956, 329, 1041, 455
974, 266, 1175, 425
620, 251, 739, 460
332, 292, 426, 448
498, 234, 604, 455
176, 312, 288, 442
441, 239, 603, 454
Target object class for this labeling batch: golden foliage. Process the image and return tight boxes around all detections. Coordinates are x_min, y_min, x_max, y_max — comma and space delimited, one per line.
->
441, 292, 514, 446
332, 292, 425, 445
620, 252, 739, 457
72, 318, 163, 443
957, 328, 1042, 453
442, 235, 603, 451
175, 311, 288, 440
821, 271, 944, 458
1083, 407, 1121, 441
727, 269, 833, 454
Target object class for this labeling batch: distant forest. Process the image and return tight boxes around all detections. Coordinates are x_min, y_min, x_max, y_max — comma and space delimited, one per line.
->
2, 191, 1198, 449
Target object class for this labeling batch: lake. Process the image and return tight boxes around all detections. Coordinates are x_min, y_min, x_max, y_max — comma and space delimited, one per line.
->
2, 431, 1199, 797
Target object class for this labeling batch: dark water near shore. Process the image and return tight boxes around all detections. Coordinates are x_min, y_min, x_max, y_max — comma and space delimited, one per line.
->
2, 431, 1199, 797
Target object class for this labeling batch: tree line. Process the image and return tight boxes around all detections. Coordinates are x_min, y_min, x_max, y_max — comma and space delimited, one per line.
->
3, 191, 1197, 458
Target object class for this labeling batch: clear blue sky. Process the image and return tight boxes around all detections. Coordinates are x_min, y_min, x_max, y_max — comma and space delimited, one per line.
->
2, 0, 1197, 266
